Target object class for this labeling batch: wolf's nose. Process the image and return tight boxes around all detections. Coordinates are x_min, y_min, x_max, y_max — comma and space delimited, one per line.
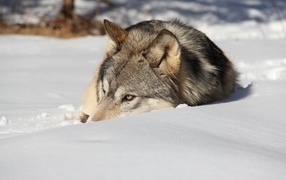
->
80, 113, 89, 123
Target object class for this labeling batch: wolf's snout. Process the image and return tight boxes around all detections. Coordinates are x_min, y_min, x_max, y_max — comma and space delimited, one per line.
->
87, 97, 120, 122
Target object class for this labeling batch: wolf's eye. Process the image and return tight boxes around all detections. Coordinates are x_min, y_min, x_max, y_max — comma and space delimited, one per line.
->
122, 94, 136, 102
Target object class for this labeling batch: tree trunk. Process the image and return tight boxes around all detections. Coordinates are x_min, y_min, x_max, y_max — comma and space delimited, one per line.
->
60, 0, 75, 20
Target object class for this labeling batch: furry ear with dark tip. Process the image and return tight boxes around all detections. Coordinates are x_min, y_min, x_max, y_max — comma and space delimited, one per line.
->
144, 29, 181, 76
103, 19, 127, 46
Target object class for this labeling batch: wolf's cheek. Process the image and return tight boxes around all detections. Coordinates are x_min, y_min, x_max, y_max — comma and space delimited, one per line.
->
120, 97, 175, 115
120, 97, 141, 112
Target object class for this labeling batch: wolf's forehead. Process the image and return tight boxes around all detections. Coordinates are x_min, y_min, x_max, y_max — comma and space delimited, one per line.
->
99, 54, 147, 81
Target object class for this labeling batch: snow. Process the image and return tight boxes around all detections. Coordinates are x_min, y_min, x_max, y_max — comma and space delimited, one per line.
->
97, 0, 286, 40
1, 0, 286, 40
1, 0, 286, 179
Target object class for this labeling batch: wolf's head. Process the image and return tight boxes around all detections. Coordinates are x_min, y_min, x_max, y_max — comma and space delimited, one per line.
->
86, 20, 183, 121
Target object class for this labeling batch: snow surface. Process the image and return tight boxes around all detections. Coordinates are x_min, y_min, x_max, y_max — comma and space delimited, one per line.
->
1, 0, 286, 179
1, 0, 286, 40
96, 0, 286, 40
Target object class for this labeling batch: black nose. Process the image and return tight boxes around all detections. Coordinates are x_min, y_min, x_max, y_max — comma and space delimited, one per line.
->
80, 113, 89, 123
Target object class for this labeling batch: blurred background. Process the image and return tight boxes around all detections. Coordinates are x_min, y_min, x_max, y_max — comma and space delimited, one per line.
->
0, 0, 285, 40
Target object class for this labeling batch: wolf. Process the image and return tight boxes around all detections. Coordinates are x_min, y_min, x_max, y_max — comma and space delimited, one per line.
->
80, 19, 237, 122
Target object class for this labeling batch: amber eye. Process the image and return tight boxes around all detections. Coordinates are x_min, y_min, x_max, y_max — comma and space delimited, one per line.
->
122, 94, 135, 102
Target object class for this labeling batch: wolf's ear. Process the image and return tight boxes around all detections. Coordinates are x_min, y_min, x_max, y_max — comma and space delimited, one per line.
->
144, 29, 181, 75
104, 19, 127, 46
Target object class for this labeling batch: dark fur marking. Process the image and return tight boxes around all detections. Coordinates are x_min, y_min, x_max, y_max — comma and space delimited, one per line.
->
195, 36, 229, 83
180, 46, 202, 78
99, 58, 112, 81
97, 57, 114, 102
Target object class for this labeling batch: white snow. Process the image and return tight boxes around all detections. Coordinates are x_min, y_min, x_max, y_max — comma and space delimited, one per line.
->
57, 104, 76, 111
1, 0, 286, 179
0, 116, 9, 126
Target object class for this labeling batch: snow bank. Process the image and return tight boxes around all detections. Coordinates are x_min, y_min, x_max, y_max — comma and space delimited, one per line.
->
1, 35, 286, 180
1, 0, 286, 179
0, 35, 106, 138
1, 107, 286, 180
1, 0, 286, 40
97, 0, 286, 40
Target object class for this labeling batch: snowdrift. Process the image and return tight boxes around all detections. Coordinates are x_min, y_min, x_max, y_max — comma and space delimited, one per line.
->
1, 35, 286, 180
1, 0, 286, 179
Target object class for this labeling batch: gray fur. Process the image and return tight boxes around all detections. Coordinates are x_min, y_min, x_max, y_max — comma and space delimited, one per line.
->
81, 20, 237, 122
